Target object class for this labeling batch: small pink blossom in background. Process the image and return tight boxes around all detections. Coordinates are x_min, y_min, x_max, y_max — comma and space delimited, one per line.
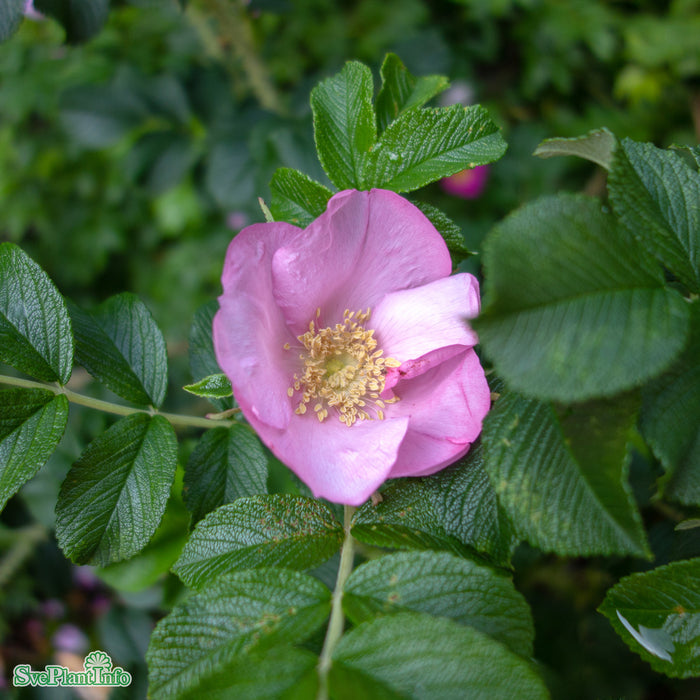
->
23, 0, 44, 20
214, 190, 490, 505
53, 624, 88, 654
441, 165, 490, 199
226, 211, 249, 231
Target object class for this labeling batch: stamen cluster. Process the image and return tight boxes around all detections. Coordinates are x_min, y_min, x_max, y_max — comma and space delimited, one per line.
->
287, 309, 400, 426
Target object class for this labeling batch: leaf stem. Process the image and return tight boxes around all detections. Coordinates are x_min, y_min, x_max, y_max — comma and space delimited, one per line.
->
317, 504, 356, 700
0, 373, 238, 430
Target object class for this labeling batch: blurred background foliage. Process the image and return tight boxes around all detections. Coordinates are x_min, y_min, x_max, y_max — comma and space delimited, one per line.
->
1, 0, 699, 698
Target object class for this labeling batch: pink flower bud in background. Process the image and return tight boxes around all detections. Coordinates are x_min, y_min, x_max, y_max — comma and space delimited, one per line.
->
440, 164, 490, 199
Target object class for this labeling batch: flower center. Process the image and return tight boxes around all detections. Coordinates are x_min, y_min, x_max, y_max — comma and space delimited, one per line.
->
286, 308, 400, 426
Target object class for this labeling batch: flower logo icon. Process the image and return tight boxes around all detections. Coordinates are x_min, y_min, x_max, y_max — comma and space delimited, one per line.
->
83, 651, 112, 672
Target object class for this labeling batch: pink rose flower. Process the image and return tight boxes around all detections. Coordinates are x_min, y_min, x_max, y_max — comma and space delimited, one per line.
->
441, 165, 490, 199
213, 189, 490, 505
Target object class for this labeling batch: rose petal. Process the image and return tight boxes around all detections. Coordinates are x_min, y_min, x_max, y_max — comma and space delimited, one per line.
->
372, 270, 479, 360
272, 189, 452, 334
214, 223, 301, 429
387, 349, 491, 478
250, 412, 410, 506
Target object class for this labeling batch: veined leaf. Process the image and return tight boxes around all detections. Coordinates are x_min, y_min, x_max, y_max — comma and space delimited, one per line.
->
483, 390, 650, 557
362, 104, 506, 193
96, 471, 191, 593
269, 168, 333, 227
0, 389, 68, 512
330, 612, 548, 700
183, 424, 268, 523
375, 53, 449, 133
311, 61, 376, 189
183, 373, 232, 400
343, 550, 534, 658
147, 569, 330, 699
69, 293, 168, 408
533, 128, 616, 169
185, 646, 318, 700
476, 194, 689, 401
599, 558, 700, 678
412, 201, 475, 258
641, 300, 700, 505
609, 138, 700, 292
352, 442, 518, 567
56, 413, 177, 566
0, 243, 73, 385
173, 494, 343, 589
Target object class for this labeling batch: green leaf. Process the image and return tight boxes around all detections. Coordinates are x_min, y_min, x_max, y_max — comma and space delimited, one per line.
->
96, 470, 191, 593
187, 646, 318, 700
641, 300, 700, 505
69, 293, 168, 408
599, 558, 700, 678
0, 243, 74, 385
343, 550, 534, 658
476, 194, 690, 402
310, 61, 376, 189
0, 389, 68, 512
608, 138, 700, 292
362, 104, 506, 193
60, 84, 146, 148
0, 0, 24, 42
330, 612, 549, 700
375, 53, 449, 133
183, 425, 268, 523
56, 413, 178, 566
183, 373, 232, 400
173, 494, 343, 589
147, 568, 330, 699
269, 167, 333, 227
204, 138, 256, 209
352, 443, 518, 567
412, 201, 475, 258
34, 0, 110, 43
483, 391, 650, 557
533, 127, 616, 169
189, 301, 233, 411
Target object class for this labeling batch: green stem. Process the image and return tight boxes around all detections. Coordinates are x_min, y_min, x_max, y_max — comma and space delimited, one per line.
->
0, 374, 238, 430
317, 504, 356, 700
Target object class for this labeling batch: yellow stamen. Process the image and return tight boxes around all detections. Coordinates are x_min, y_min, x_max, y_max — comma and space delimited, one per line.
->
286, 308, 400, 426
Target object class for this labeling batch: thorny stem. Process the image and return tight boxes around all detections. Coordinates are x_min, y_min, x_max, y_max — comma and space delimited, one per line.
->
317, 504, 356, 700
0, 374, 239, 430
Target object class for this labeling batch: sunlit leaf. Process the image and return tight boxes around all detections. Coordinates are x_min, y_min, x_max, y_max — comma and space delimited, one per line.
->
599, 558, 700, 678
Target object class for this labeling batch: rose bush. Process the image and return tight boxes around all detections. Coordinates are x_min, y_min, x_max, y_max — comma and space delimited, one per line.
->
214, 189, 490, 505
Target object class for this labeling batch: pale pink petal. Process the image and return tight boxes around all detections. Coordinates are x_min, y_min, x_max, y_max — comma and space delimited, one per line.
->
387, 349, 491, 478
372, 272, 480, 362
272, 189, 452, 335
250, 412, 410, 506
213, 223, 301, 430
